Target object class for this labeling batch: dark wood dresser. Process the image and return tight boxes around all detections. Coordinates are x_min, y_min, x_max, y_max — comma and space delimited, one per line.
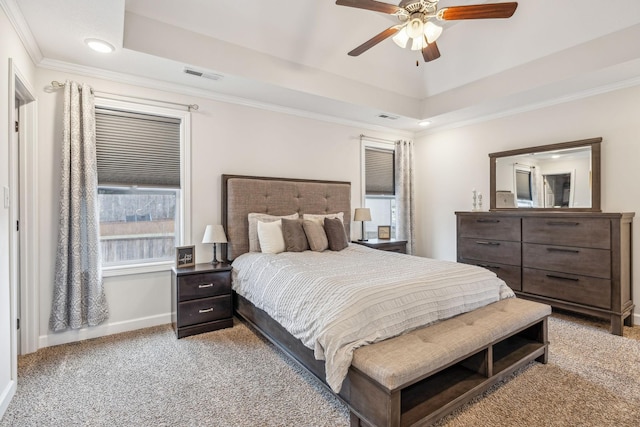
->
171, 263, 233, 338
456, 211, 634, 335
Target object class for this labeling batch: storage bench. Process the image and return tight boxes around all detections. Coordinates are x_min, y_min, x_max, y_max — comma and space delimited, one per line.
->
345, 298, 551, 427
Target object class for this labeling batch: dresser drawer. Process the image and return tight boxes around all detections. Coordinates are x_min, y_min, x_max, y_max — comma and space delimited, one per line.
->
522, 243, 610, 279
458, 238, 521, 266
523, 268, 611, 309
461, 260, 521, 291
178, 295, 232, 327
522, 217, 610, 249
178, 271, 231, 302
458, 216, 520, 241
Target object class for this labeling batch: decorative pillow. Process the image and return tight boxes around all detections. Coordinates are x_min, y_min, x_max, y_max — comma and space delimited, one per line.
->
324, 217, 348, 251
302, 212, 344, 226
302, 220, 328, 252
281, 218, 309, 252
248, 212, 298, 252
257, 220, 286, 254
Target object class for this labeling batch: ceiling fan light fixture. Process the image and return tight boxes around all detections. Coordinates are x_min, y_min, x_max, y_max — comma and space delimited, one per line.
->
392, 27, 410, 48
410, 35, 426, 51
406, 17, 425, 39
424, 21, 443, 44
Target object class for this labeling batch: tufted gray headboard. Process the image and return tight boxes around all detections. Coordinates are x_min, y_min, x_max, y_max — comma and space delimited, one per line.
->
221, 175, 352, 260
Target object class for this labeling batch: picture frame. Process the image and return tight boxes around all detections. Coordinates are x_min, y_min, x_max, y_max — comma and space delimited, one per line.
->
377, 225, 391, 240
175, 245, 195, 268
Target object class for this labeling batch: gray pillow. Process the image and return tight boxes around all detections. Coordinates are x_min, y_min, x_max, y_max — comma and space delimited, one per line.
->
324, 217, 348, 251
302, 220, 328, 252
282, 219, 309, 252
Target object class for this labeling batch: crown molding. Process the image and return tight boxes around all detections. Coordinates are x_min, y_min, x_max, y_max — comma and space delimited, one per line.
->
416, 74, 640, 137
0, 0, 43, 64
38, 58, 415, 139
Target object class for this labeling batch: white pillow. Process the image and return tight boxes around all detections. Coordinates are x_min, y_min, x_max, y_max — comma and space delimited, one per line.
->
248, 212, 298, 252
257, 220, 286, 254
302, 212, 344, 226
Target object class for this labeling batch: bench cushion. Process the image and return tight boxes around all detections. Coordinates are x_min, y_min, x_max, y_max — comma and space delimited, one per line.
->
351, 298, 551, 391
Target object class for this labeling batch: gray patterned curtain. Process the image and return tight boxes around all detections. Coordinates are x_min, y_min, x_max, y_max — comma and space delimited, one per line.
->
50, 81, 109, 332
395, 140, 416, 255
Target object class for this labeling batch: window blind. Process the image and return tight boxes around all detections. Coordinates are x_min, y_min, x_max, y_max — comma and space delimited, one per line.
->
365, 147, 395, 195
95, 107, 181, 188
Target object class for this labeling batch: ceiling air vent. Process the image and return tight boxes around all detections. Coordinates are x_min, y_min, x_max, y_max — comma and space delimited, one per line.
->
183, 67, 223, 81
377, 114, 399, 120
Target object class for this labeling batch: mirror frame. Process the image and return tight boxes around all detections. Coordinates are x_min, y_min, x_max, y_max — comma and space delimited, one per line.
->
489, 137, 602, 212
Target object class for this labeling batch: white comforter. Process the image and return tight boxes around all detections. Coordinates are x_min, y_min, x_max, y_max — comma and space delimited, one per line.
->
232, 244, 514, 393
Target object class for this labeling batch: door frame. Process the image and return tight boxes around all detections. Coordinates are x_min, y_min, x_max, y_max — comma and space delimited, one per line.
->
9, 59, 39, 357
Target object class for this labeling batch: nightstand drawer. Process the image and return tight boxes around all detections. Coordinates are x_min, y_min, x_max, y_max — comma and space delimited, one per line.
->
178, 295, 232, 327
178, 271, 231, 302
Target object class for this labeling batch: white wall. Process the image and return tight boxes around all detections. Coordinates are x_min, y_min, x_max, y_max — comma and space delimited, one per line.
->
414, 83, 640, 322
33, 67, 406, 347
0, 4, 36, 418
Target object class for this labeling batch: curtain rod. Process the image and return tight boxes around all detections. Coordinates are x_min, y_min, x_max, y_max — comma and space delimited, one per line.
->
360, 134, 397, 144
50, 80, 199, 111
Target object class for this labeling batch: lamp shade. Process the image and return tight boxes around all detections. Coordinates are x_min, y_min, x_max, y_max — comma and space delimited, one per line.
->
424, 21, 442, 44
392, 27, 410, 48
202, 224, 227, 244
354, 208, 372, 222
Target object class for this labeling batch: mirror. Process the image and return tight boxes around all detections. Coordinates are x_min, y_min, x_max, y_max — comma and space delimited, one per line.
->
489, 138, 601, 211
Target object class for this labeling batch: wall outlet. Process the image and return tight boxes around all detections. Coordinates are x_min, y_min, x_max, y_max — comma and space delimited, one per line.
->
3, 186, 9, 209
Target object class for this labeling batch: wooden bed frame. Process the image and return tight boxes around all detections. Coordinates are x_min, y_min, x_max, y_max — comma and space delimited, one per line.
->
222, 174, 550, 426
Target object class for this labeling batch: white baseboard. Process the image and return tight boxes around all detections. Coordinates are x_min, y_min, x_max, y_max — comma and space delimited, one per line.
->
0, 379, 16, 420
38, 313, 172, 349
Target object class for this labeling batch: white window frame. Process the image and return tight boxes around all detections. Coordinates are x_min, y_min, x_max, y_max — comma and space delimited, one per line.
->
361, 139, 396, 239
95, 97, 191, 277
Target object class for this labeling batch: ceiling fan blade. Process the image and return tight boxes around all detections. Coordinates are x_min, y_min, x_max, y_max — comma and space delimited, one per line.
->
348, 26, 401, 56
439, 2, 518, 20
422, 42, 441, 62
336, 0, 401, 15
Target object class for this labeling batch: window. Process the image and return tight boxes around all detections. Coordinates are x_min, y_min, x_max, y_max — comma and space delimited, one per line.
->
94, 99, 191, 273
363, 144, 396, 239
98, 187, 178, 266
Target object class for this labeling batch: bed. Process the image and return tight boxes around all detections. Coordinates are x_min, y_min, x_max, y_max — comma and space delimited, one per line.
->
222, 174, 550, 426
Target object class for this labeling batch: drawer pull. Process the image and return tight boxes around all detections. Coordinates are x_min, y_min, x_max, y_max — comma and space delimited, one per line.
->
198, 308, 214, 314
475, 241, 501, 246
546, 248, 580, 254
546, 274, 579, 282
546, 221, 580, 226
476, 219, 500, 223
198, 283, 214, 289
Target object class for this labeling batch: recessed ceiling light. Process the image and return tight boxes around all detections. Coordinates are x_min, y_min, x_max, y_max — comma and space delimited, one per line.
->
85, 38, 115, 53
418, 120, 431, 127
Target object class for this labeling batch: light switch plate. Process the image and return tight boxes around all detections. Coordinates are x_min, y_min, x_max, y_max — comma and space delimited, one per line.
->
3, 186, 9, 209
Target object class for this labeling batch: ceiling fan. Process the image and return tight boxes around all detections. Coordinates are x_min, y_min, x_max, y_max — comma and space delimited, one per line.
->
336, 0, 518, 62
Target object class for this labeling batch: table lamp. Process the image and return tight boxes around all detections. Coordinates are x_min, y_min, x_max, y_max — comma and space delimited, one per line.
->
202, 224, 227, 264
354, 208, 372, 242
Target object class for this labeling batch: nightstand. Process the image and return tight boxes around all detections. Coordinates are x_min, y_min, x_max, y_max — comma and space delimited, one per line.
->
352, 238, 408, 254
171, 263, 233, 338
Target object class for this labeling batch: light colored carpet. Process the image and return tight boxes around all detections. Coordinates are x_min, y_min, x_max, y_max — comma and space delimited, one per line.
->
2, 313, 639, 427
